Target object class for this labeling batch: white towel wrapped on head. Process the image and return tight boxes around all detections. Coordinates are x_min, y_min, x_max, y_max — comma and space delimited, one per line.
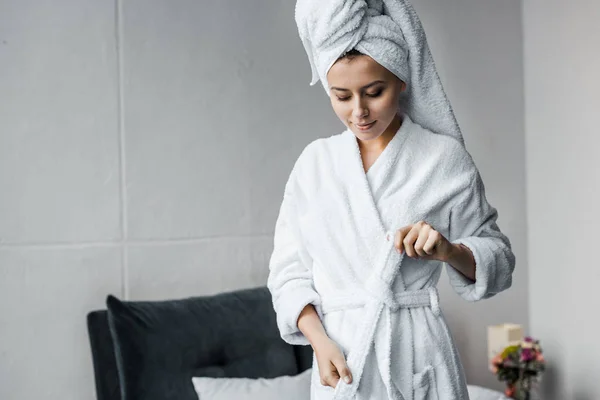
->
295, 0, 464, 144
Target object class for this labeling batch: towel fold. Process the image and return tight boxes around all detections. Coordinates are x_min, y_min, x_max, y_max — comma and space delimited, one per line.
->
295, 0, 464, 144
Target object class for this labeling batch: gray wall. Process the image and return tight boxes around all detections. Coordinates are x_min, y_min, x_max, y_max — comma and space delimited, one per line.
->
0, 0, 525, 398
524, 1, 600, 399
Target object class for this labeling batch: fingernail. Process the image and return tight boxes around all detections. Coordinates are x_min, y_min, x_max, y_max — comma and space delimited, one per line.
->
344, 376, 351, 384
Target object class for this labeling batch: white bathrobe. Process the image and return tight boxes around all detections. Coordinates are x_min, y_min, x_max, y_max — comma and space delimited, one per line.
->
267, 114, 515, 400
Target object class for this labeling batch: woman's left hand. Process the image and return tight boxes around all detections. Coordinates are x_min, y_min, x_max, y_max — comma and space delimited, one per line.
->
390, 221, 454, 262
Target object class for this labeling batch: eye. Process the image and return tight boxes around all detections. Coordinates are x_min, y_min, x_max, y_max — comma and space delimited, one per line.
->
335, 88, 383, 102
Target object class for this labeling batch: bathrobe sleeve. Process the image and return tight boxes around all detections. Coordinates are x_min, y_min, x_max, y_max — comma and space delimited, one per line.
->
267, 167, 322, 346
445, 153, 516, 302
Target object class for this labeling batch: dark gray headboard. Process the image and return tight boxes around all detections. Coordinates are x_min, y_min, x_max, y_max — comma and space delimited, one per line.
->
86, 286, 314, 400
87, 310, 123, 400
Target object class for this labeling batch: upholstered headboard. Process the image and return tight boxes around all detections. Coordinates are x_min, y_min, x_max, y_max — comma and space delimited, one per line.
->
86, 287, 314, 400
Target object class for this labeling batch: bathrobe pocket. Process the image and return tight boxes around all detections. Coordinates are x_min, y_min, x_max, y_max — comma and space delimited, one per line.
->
413, 365, 438, 400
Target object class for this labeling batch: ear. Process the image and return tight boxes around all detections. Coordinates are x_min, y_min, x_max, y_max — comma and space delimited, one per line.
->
399, 80, 407, 92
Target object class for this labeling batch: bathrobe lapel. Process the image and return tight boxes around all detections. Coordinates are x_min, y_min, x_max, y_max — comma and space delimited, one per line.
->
338, 118, 410, 269
334, 120, 415, 400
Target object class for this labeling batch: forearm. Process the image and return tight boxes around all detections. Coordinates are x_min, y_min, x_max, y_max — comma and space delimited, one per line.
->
297, 304, 330, 350
446, 243, 476, 282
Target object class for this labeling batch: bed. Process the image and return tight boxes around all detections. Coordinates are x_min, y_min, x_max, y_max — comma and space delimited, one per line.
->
86, 286, 507, 400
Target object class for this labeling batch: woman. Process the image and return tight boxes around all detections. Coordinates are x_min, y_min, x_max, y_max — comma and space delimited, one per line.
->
267, 1, 516, 399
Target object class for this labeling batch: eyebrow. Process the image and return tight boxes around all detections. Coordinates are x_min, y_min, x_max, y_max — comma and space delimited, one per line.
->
330, 80, 385, 92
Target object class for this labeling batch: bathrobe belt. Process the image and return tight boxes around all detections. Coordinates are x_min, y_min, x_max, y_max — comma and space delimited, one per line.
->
320, 286, 440, 315
320, 286, 440, 400
319, 231, 441, 400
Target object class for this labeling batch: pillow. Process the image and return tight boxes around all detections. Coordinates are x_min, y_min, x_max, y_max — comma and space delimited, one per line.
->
467, 384, 510, 400
105, 287, 301, 400
192, 368, 312, 400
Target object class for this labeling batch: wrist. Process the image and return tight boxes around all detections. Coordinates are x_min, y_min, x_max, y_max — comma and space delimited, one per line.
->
446, 242, 477, 282
310, 332, 331, 352
445, 243, 462, 264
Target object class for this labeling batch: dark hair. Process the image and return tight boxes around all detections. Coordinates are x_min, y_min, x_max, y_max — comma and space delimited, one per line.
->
338, 48, 364, 61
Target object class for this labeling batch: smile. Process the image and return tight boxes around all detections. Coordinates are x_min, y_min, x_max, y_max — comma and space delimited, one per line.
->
356, 121, 376, 131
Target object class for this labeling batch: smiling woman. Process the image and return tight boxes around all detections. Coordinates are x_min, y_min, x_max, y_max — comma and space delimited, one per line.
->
267, 1, 516, 399
327, 49, 407, 169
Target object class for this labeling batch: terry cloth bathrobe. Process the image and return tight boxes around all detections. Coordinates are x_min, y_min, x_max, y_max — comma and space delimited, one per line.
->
268, 1, 516, 400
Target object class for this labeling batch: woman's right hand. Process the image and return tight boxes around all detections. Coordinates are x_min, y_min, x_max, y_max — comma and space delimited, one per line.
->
313, 337, 353, 389
296, 304, 353, 388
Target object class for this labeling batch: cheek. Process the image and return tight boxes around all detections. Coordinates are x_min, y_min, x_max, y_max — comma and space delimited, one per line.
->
331, 102, 351, 120
375, 96, 400, 117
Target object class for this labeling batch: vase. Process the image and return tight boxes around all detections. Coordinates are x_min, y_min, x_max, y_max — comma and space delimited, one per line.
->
504, 383, 516, 398
505, 381, 532, 400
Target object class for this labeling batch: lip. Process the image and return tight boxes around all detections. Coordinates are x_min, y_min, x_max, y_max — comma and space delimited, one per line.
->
355, 121, 376, 131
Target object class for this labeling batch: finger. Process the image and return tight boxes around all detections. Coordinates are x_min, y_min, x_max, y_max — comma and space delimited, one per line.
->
402, 225, 421, 258
332, 357, 352, 385
329, 372, 340, 388
335, 360, 352, 384
394, 226, 412, 253
422, 231, 442, 256
414, 225, 432, 257
322, 370, 338, 388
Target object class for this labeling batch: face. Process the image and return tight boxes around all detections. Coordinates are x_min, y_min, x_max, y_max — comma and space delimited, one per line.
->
327, 55, 406, 141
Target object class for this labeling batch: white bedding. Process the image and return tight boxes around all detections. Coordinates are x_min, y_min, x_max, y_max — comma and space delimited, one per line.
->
191, 367, 508, 400
467, 384, 510, 400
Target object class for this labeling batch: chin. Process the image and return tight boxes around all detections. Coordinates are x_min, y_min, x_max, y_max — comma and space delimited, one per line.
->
352, 128, 384, 141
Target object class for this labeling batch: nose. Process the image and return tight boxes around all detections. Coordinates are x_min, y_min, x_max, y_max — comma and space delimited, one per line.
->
352, 99, 369, 120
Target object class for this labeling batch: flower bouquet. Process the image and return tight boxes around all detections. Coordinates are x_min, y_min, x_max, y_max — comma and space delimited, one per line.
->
490, 336, 545, 400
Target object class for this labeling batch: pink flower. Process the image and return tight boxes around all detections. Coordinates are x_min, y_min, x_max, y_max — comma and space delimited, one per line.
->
490, 365, 499, 374
536, 353, 545, 363
521, 348, 534, 362
522, 341, 533, 349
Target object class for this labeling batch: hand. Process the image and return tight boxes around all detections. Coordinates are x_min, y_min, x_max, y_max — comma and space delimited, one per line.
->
391, 221, 454, 262
313, 337, 352, 389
